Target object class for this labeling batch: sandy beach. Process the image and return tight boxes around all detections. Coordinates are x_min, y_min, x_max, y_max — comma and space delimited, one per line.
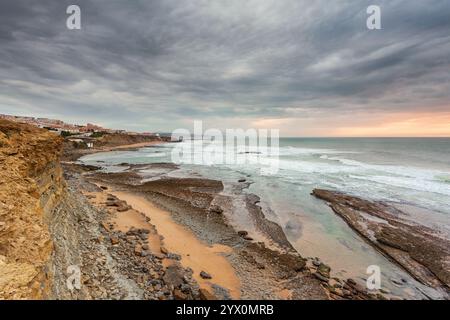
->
76, 164, 329, 300
101, 141, 163, 151
91, 187, 241, 299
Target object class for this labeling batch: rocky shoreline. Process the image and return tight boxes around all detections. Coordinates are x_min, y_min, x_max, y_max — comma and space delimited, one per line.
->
72, 159, 396, 300
312, 189, 450, 299
1, 119, 421, 300
78, 164, 326, 299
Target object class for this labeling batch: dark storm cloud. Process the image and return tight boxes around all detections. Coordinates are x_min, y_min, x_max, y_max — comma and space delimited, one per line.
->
0, 0, 449, 131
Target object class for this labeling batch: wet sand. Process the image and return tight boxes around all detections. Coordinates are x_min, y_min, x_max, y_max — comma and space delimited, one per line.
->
83, 167, 330, 300
110, 190, 241, 299
83, 182, 242, 299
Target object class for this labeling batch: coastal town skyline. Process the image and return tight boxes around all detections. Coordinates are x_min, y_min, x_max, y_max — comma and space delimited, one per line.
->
3, 111, 450, 138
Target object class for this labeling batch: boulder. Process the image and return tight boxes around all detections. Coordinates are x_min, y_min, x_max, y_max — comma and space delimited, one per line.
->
173, 289, 187, 300
199, 288, 217, 300
200, 271, 212, 279
237, 230, 248, 237
209, 205, 223, 214
163, 264, 185, 288
314, 272, 329, 283
134, 244, 143, 256
317, 263, 331, 278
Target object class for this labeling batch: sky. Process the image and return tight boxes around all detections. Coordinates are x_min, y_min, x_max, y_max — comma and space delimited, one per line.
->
0, 0, 449, 137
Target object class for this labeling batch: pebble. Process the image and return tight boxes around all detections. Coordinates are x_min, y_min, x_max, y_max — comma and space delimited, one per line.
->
312, 260, 321, 267
313, 272, 329, 283
390, 278, 404, 286
200, 271, 212, 279
160, 246, 168, 254
237, 230, 248, 237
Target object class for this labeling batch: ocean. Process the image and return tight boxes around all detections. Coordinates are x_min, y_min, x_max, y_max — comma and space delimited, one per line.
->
80, 137, 450, 299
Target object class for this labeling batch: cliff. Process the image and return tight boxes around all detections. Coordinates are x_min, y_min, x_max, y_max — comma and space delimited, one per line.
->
0, 120, 65, 299
94, 133, 164, 148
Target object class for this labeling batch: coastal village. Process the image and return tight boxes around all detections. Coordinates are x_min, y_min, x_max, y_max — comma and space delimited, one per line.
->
0, 113, 161, 148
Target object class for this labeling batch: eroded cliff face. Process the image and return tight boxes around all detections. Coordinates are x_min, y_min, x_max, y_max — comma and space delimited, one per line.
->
0, 120, 65, 299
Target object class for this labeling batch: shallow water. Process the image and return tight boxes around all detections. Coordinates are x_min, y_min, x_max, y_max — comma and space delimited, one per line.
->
80, 138, 450, 299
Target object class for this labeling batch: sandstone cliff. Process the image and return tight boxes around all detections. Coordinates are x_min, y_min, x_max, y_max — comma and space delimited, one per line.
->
0, 120, 65, 299
94, 133, 164, 148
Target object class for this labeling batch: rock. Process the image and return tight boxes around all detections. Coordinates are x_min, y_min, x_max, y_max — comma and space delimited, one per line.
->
138, 233, 148, 240
332, 277, 342, 283
209, 205, 223, 214
134, 244, 143, 256
105, 200, 118, 207
343, 289, 352, 297
153, 253, 165, 260
126, 227, 137, 235
312, 260, 321, 267
117, 205, 131, 212
312, 189, 450, 290
142, 244, 149, 251
163, 264, 185, 288
376, 293, 388, 300
243, 236, 254, 241
6, 149, 18, 156
345, 279, 366, 294
237, 230, 248, 237
199, 288, 217, 300
317, 263, 331, 278
256, 263, 265, 270
173, 289, 187, 300
180, 284, 191, 294
200, 271, 212, 279
238, 179, 246, 183
314, 272, 329, 283
334, 288, 344, 297
160, 246, 168, 254
391, 278, 404, 286
110, 236, 119, 245
101, 222, 111, 232
100, 185, 108, 190
292, 258, 306, 272
167, 253, 182, 261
